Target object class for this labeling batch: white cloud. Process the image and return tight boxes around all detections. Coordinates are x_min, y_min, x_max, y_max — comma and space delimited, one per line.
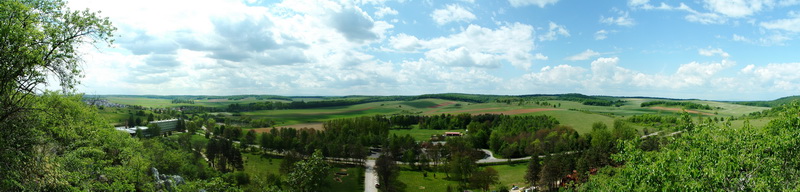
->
509, 57, 741, 97
731, 33, 790, 46
594, 30, 609, 40
600, 9, 635, 26
508, 0, 560, 8
537, 22, 570, 41
565, 49, 600, 61
374, 6, 398, 18
431, 4, 477, 25
388, 33, 422, 52
701, 0, 770, 18
761, 15, 800, 32
390, 23, 537, 69
521, 65, 587, 86
534, 53, 549, 60
740, 62, 800, 91
698, 47, 730, 58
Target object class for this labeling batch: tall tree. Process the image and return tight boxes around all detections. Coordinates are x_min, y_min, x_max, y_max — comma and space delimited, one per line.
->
525, 155, 541, 186
244, 130, 257, 146
286, 150, 330, 192
145, 123, 162, 137
469, 167, 499, 191
375, 154, 399, 192
0, 0, 114, 122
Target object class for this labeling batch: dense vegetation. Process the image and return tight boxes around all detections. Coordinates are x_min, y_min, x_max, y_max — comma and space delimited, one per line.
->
640, 100, 715, 110
734, 95, 800, 107
583, 104, 800, 191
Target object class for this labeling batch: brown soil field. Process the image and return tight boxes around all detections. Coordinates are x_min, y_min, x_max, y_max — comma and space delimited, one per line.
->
250, 123, 325, 133
650, 107, 715, 116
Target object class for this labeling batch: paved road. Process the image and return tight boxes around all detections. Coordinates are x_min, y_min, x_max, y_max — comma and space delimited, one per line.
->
364, 159, 377, 192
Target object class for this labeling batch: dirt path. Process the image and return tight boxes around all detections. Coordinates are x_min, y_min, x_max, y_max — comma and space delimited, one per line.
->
649, 107, 715, 116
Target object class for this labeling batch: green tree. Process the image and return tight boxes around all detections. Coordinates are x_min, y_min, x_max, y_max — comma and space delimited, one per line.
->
286, 150, 330, 192
469, 167, 499, 191
0, 1, 113, 189
244, 130, 257, 146
525, 155, 541, 186
581, 102, 800, 191
376, 154, 399, 192
145, 123, 161, 137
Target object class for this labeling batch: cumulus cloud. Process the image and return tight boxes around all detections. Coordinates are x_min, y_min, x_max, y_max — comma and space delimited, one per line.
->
508, 57, 742, 97
431, 4, 477, 25
374, 6, 398, 18
521, 65, 587, 86
566, 49, 600, 61
534, 53, 549, 60
537, 22, 570, 41
389, 23, 537, 69
508, 0, 560, 8
329, 6, 381, 43
741, 63, 800, 91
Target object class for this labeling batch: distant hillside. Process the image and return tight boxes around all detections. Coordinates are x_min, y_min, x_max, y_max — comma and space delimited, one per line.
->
734, 96, 800, 107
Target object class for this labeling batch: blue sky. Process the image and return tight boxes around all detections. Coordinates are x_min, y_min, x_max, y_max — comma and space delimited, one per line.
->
66, 0, 800, 100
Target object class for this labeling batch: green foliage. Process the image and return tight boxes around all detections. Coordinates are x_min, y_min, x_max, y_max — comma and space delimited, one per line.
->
626, 113, 678, 126
376, 154, 400, 192
581, 102, 800, 191
469, 167, 499, 191
524, 155, 541, 186
171, 98, 196, 104
640, 100, 714, 110
286, 150, 330, 192
145, 123, 161, 137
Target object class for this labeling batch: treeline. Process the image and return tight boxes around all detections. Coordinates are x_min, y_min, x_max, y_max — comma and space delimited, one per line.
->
171, 98, 195, 104
626, 114, 678, 125
496, 93, 626, 107
641, 100, 715, 110
734, 95, 800, 107
257, 116, 389, 159
552, 93, 625, 107
226, 97, 403, 112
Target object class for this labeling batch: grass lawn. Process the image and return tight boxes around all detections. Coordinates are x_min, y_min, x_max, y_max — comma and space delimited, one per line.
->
536, 110, 616, 134
397, 170, 459, 191
397, 162, 528, 191
241, 152, 363, 191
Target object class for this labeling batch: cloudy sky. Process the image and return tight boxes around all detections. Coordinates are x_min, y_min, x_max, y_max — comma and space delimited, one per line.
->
66, 0, 800, 100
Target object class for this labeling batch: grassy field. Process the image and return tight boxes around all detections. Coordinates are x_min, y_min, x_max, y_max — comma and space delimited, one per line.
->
242, 153, 363, 192
397, 162, 528, 191
243, 99, 456, 126
536, 110, 616, 134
